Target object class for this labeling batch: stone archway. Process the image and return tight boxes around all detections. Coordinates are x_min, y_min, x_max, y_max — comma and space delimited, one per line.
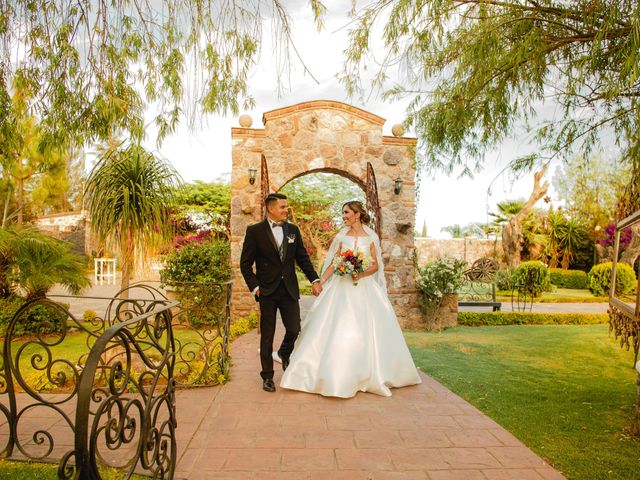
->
230, 100, 420, 328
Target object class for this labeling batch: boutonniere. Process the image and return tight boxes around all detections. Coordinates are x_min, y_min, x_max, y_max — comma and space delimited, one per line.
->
287, 234, 296, 244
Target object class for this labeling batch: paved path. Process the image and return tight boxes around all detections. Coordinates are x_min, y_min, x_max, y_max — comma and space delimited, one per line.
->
460, 302, 609, 314
36, 287, 577, 478
172, 327, 566, 479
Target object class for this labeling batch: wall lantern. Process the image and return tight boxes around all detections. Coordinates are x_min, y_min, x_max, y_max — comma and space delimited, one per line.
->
394, 177, 403, 195
248, 167, 257, 185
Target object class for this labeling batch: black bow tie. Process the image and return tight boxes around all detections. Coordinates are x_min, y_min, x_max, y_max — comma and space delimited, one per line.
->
270, 221, 284, 228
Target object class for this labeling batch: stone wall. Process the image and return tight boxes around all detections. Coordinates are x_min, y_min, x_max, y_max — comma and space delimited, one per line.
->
414, 237, 503, 266
35, 210, 98, 256
230, 100, 421, 327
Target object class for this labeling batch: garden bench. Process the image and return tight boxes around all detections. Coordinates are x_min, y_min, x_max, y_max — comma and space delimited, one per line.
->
457, 257, 502, 311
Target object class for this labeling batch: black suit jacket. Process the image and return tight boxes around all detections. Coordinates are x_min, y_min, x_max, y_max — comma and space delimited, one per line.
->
240, 220, 319, 299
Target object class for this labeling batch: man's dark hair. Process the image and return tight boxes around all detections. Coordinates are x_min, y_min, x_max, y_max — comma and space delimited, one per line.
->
265, 193, 287, 208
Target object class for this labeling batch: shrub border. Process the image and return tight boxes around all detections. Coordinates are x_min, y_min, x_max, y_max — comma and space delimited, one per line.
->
458, 311, 608, 326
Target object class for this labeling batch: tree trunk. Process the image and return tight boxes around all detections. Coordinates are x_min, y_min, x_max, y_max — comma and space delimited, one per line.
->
17, 178, 23, 226
120, 228, 135, 297
502, 165, 549, 268
2, 185, 11, 228
503, 218, 523, 268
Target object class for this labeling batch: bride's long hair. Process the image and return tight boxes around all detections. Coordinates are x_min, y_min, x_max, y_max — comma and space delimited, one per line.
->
343, 201, 371, 225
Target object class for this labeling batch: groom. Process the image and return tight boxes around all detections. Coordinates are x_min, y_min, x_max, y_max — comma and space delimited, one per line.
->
240, 193, 322, 392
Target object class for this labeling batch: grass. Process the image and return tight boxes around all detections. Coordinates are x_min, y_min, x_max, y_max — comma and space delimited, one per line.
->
0, 460, 146, 479
405, 325, 640, 480
495, 288, 608, 303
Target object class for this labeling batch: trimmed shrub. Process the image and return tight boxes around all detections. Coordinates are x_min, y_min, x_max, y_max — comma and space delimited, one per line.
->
549, 268, 589, 289
83, 310, 98, 322
0, 297, 69, 337
513, 261, 551, 297
162, 238, 231, 284
458, 311, 608, 326
588, 262, 637, 297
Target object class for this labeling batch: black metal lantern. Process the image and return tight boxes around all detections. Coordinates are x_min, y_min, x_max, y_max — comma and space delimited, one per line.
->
394, 177, 403, 195
248, 167, 257, 185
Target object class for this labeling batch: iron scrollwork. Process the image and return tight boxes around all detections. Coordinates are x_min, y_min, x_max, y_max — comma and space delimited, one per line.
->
0, 280, 232, 478
458, 258, 502, 311
111, 282, 233, 387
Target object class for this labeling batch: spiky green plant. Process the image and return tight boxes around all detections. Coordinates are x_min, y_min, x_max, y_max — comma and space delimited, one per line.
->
0, 228, 89, 299
84, 143, 181, 290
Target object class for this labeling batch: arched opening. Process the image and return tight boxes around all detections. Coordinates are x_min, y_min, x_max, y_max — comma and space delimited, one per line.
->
279, 171, 365, 275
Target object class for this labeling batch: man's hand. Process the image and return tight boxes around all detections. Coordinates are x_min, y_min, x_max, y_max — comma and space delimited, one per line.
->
311, 282, 322, 296
253, 288, 260, 302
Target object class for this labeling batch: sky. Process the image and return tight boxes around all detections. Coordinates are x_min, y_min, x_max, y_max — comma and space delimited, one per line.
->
138, 1, 570, 238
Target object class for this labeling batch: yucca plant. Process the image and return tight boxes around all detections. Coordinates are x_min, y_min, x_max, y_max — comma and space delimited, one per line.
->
547, 210, 590, 269
84, 142, 181, 291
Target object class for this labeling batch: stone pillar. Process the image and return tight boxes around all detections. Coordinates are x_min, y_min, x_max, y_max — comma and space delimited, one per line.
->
230, 127, 265, 320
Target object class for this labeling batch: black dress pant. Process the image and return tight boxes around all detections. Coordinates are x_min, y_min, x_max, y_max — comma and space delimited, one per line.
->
258, 281, 301, 380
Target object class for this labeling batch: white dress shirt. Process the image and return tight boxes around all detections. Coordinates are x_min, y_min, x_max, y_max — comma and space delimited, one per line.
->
269, 219, 284, 247
252, 218, 318, 295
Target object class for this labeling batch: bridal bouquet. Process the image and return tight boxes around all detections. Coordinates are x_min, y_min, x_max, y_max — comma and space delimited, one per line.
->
333, 249, 370, 286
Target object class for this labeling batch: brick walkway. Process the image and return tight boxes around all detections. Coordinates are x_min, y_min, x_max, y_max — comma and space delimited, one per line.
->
173, 328, 566, 480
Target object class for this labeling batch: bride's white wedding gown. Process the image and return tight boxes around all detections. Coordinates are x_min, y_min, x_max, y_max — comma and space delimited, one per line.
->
280, 234, 421, 398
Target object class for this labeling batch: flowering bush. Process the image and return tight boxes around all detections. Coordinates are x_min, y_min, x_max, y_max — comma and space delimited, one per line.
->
170, 230, 213, 250
598, 222, 632, 248
416, 257, 467, 309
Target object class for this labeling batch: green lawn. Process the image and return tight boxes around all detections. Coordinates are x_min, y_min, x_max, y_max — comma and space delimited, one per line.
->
495, 288, 608, 303
405, 325, 640, 480
0, 460, 146, 479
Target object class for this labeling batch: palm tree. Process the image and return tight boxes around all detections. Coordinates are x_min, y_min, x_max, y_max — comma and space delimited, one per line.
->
11, 229, 90, 299
489, 199, 526, 231
440, 224, 465, 238
0, 228, 89, 299
84, 143, 180, 291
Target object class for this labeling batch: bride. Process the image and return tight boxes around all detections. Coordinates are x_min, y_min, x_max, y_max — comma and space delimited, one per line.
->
280, 200, 421, 398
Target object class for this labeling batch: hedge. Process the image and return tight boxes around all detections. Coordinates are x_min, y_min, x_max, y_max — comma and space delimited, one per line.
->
457, 311, 608, 326
588, 262, 636, 297
549, 269, 589, 289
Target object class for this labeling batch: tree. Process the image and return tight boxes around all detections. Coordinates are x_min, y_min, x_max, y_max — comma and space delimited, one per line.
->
280, 173, 363, 269
546, 208, 591, 269
500, 167, 549, 267
342, 1, 640, 176
440, 225, 464, 239
553, 153, 631, 230
0, 87, 70, 225
420, 220, 427, 238
489, 200, 526, 231
173, 181, 231, 238
0, 228, 89, 299
1, 1, 325, 147
84, 143, 180, 291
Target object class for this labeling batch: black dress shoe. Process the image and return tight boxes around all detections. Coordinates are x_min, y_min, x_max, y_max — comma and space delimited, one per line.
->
262, 378, 276, 392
